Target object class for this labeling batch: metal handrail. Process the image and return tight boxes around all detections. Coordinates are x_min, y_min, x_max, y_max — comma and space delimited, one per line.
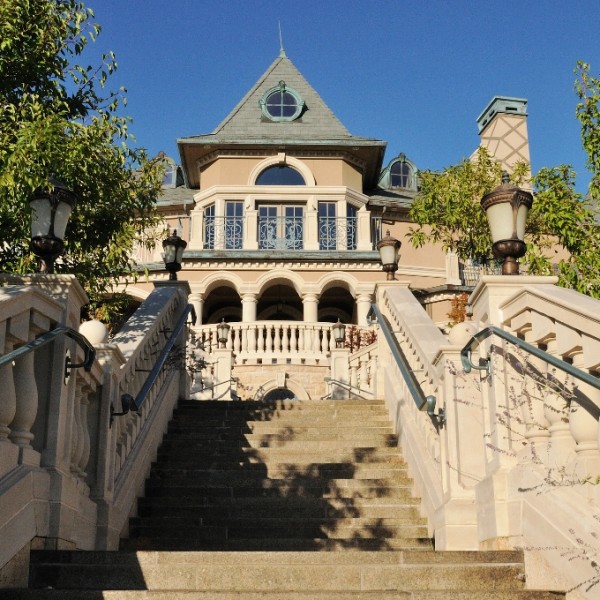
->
0, 325, 95, 372
130, 304, 194, 411
461, 325, 600, 419
368, 304, 428, 411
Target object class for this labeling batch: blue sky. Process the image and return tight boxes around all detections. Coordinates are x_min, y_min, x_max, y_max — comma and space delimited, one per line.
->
89, 0, 600, 192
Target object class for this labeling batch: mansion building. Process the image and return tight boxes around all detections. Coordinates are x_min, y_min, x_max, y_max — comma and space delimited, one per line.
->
130, 50, 531, 401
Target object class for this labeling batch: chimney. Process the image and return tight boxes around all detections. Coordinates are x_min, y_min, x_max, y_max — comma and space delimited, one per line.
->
476, 96, 530, 174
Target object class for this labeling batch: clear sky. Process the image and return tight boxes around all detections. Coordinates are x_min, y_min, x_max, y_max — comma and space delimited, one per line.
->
88, 0, 600, 192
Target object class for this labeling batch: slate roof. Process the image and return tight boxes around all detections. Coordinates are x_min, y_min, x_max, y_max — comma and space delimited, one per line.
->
177, 53, 387, 189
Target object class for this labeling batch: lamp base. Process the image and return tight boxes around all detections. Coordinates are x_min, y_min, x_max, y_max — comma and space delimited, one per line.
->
30, 236, 64, 273
492, 239, 526, 276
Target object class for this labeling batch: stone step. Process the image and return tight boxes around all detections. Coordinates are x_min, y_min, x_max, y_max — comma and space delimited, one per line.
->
149, 463, 410, 479
137, 496, 422, 519
158, 437, 399, 450
126, 527, 429, 547
25, 550, 539, 592
0, 591, 567, 599
157, 445, 402, 462
163, 431, 398, 443
120, 536, 434, 552
144, 479, 416, 500
177, 399, 388, 409
168, 411, 391, 424
130, 511, 427, 537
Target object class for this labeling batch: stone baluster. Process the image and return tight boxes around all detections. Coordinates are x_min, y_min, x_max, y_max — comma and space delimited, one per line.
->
297, 325, 305, 352
290, 324, 298, 353
257, 325, 265, 353
320, 328, 328, 354
78, 381, 93, 478
10, 348, 39, 464
305, 325, 315, 353
282, 324, 290, 354
543, 339, 576, 469
350, 364, 358, 390
233, 327, 241, 354
265, 323, 273, 353
247, 325, 256, 354
359, 358, 369, 391
569, 351, 600, 483
518, 331, 551, 457
70, 378, 84, 475
0, 337, 17, 443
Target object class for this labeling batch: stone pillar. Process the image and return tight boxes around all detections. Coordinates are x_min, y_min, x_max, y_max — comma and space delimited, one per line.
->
189, 292, 204, 326
242, 293, 257, 322
445, 250, 462, 285
356, 292, 373, 326
302, 293, 319, 323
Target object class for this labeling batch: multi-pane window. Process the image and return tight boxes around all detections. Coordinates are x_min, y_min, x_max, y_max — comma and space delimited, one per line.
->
318, 202, 337, 250
204, 204, 215, 249
204, 202, 243, 249
318, 203, 357, 250
390, 161, 413, 188
258, 205, 304, 250
346, 205, 357, 250
225, 201, 243, 249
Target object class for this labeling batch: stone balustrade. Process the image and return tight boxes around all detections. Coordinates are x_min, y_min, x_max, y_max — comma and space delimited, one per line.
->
193, 320, 338, 363
375, 276, 600, 598
0, 277, 189, 578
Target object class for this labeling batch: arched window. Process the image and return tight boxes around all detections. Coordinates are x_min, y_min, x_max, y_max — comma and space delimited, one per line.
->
378, 153, 417, 191
390, 160, 412, 189
256, 165, 305, 185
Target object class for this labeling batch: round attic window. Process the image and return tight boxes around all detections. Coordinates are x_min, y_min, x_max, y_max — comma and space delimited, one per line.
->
260, 81, 304, 122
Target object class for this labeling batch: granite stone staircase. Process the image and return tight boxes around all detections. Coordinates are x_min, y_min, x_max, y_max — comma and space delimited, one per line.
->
7, 398, 564, 598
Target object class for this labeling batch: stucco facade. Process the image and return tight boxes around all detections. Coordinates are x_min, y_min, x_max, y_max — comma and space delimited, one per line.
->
128, 51, 531, 398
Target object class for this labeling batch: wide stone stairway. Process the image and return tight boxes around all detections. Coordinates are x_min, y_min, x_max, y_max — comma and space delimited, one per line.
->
8, 398, 564, 598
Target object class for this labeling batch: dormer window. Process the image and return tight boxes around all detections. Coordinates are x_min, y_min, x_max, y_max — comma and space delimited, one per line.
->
259, 81, 305, 122
378, 153, 417, 191
391, 159, 412, 189
158, 152, 184, 188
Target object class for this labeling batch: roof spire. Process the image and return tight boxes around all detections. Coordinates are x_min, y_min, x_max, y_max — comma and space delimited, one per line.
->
278, 20, 286, 57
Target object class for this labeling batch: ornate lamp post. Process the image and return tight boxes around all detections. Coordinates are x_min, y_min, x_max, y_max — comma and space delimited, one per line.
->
162, 229, 187, 280
332, 318, 346, 349
480, 172, 533, 275
376, 230, 401, 280
29, 175, 78, 273
216, 318, 230, 348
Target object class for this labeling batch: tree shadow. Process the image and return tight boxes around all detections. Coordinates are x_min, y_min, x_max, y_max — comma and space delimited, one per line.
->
122, 397, 423, 552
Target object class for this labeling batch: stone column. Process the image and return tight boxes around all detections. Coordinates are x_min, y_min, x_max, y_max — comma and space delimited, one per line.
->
302, 293, 319, 323
188, 292, 204, 326
356, 292, 373, 326
242, 293, 257, 322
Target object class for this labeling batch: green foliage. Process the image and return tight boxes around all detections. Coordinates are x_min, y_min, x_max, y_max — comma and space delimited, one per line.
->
409, 63, 600, 298
409, 147, 530, 262
0, 0, 163, 320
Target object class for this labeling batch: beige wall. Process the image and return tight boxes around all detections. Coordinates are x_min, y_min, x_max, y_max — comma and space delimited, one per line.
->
199, 155, 363, 189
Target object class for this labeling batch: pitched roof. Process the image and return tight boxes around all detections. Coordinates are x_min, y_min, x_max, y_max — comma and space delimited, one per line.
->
178, 53, 386, 188
211, 53, 352, 140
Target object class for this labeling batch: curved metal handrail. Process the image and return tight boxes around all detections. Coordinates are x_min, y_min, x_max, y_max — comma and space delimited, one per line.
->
130, 304, 195, 411
368, 304, 428, 411
461, 325, 600, 419
0, 325, 95, 373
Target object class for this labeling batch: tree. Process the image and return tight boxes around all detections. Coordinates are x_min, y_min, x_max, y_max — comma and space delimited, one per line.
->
0, 0, 163, 320
409, 63, 600, 298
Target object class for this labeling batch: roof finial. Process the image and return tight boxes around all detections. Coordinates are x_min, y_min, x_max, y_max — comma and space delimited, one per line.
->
278, 20, 286, 57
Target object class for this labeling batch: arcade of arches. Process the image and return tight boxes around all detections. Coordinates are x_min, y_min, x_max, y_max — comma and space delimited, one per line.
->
187, 275, 374, 327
